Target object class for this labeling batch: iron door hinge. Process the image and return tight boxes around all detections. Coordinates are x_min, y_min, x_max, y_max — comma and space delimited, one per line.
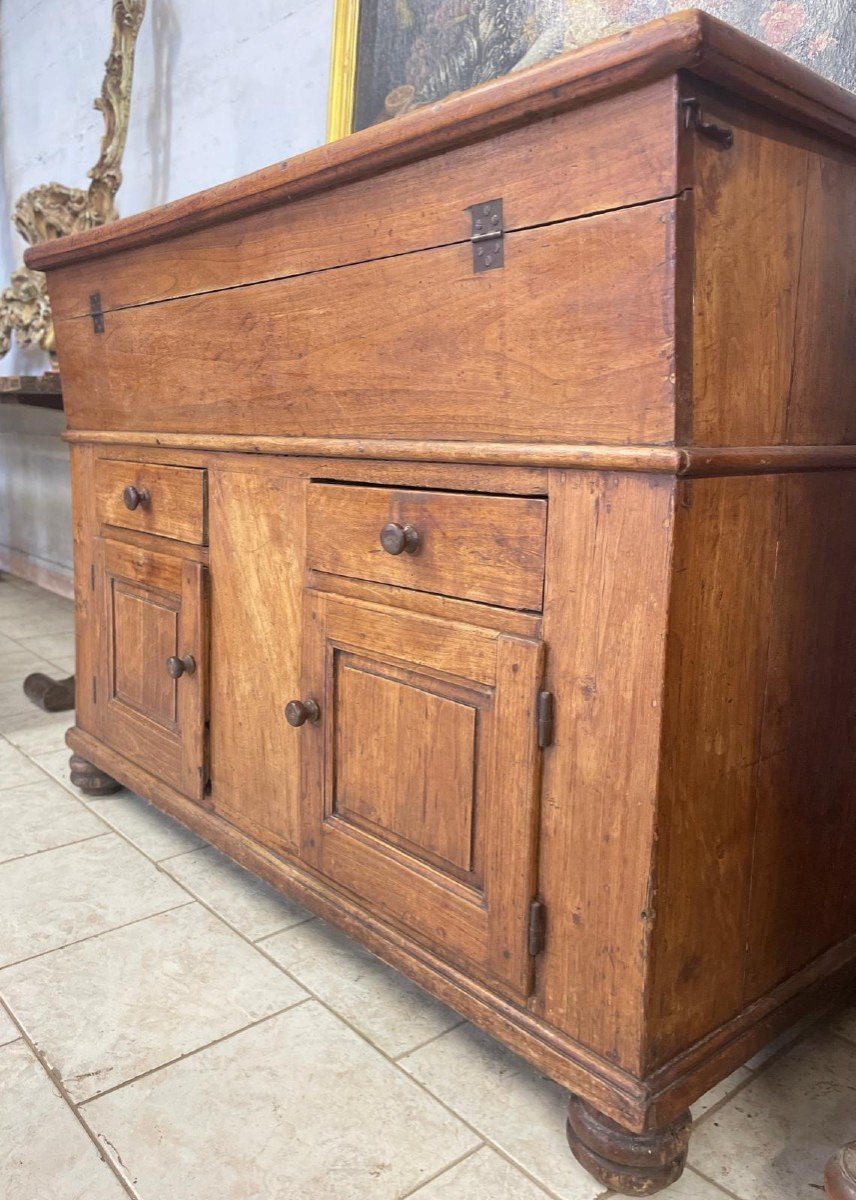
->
92, 675, 97, 704
536, 690, 554, 749
681, 98, 733, 149
528, 899, 546, 957
89, 292, 105, 333
467, 198, 504, 272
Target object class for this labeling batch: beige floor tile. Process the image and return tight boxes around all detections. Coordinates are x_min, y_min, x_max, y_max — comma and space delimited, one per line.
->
0, 608, 75, 640
409, 1147, 554, 1199
650, 1168, 736, 1199
0, 777, 107, 863
0, 833, 188, 967
400, 1023, 601, 1200
32, 745, 78, 793
0, 734, 47, 789
690, 1028, 856, 1200
0, 1039, 127, 1200
0, 903, 306, 1101
86, 791, 205, 860
16, 630, 76, 664
264, 917, 461, 1058
691, 1065, 754, 1121
1, 708, 73, 756
0, 668, 68, 723
743, 1007, 828, 1070
0, 1004, 19, 1046
86, 1000, 478, 1200
163, 844, 312, 939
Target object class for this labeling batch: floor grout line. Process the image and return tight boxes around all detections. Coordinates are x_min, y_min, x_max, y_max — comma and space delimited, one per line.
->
398, 1143, 487, 1198
684, 1163, 755, 1200
0, 830, 112, 868
0, 995, 140, 1200
391, 1017, 469, 1062
0, 898, 196, 972
76, 996, 313, 1107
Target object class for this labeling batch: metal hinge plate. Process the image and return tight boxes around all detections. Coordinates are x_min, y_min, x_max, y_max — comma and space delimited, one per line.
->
89, 292, 105, 333
681, 98, 733, 149
528, 899, 546, 957
536, 690, 554, 748
467, 198, 504, 272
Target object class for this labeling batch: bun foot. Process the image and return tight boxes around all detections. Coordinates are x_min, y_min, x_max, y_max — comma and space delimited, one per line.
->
826, 1142, 856, 1199
567, 1096, 691, 1196
69, 753, 121, 796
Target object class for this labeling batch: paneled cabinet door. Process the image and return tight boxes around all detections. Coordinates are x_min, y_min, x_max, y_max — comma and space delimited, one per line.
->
94, 537, 208, 800
297, 591, 545, 999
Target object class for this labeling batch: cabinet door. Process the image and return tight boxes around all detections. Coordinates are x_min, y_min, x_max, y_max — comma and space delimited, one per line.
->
95, 538, 208, 799
298, 591, 544, 999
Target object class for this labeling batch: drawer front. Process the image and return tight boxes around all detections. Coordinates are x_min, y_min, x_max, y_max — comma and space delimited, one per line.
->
307, 483, 546, 611
95, 459, 207, 544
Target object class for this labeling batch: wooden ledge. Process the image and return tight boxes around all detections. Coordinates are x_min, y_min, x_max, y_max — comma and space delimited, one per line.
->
27, 10, 856, 273
62, 431, 856, 477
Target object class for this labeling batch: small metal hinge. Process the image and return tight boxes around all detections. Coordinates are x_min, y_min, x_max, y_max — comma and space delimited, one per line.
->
467, 198, 504, 272
528, 899, 546, 957
90, 562, 96, 590
92, 675, 97, 704
89, 292, 105, 333
682, 98, 734, 149
536, 690, 554, 748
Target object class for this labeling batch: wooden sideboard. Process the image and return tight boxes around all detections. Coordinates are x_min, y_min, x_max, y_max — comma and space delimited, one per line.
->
27, 12, 856, 1194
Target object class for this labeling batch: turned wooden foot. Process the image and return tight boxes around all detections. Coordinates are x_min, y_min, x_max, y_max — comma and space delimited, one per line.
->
826, 1142, 856, 1199
68, 753, 121, 796
567, 1096, 691, 1196
23, 671, 75, 713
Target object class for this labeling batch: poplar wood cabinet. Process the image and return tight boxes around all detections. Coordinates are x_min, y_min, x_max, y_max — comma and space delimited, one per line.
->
32, 12, 856, 1194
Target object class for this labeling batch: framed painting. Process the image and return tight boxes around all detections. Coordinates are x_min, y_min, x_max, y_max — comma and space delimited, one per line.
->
326, 1, 854, 143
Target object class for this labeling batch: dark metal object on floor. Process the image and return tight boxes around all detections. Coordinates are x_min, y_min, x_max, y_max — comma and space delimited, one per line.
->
22, 672, 76, 713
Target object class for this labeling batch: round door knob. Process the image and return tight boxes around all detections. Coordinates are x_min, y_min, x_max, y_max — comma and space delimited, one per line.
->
284, 698, 320, 727
380, 522, 420, 556
166, 654, 196, 679
123, 485, 150, 511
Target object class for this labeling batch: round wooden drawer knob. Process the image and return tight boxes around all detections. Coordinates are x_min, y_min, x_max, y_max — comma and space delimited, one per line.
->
380, 522, 420, 556
166, 654, 196, 679
284, 699, 320, 727
123, 484, 150, 511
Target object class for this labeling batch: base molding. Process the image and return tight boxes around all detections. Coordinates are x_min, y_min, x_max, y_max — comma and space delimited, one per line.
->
66, 724, 856, 1135
0, 547, 73, 600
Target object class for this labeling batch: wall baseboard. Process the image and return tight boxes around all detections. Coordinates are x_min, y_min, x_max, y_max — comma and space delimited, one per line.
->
0, 546, 74, 600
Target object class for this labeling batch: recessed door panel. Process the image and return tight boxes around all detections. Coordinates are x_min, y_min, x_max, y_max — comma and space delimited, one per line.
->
96, 537, 208, 799
299, 590, 544, 998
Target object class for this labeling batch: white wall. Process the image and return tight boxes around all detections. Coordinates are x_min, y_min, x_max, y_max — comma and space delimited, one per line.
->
0, 0, 334, 585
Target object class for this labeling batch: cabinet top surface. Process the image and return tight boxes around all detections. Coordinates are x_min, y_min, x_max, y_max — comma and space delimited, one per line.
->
27, 8, 856, 274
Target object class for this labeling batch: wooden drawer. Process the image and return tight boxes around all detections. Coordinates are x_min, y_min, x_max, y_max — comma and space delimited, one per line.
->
95, 459, 207, 544
307, 483, 546, 611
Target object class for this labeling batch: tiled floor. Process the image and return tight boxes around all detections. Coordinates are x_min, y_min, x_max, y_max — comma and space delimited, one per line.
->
0, 571, 854, 1200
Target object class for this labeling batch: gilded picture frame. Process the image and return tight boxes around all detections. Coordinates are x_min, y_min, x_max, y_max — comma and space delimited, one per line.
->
326, 0, 853, 145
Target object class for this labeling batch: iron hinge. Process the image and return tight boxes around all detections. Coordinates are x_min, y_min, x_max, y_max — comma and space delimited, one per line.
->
681, 98, 733, 149
90, 562, 95, 590
92, 675, 97, 704
89, 292, 105, 333
467, 198, 504, 272
536, 690, 554, 749
528, 899, 546, 957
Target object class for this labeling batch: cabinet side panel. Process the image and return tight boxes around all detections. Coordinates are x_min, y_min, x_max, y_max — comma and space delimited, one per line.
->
208, 462, 305, 854
70, 444, 100, 738
536, 470, 674, 1075
646, 476, 780, 1068
744, 472, 856, 1000
689, 92, 856, 447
